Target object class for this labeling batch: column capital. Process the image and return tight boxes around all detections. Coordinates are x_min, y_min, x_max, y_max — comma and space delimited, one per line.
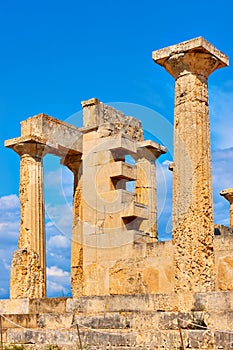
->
61, 154, 82, 174
135, 140, 166, 161
220, 188, 233, 204
152, 36, 229, 79
6, 140, 47, 160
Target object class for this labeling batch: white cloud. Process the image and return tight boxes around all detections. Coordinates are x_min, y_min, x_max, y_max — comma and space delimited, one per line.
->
47, 234, 70, 249
46, 266, 71, 297
47, 266, 69, 277
0, 194, 19, 210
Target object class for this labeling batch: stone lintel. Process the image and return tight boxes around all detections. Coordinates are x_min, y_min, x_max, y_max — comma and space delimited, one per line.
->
94, 133, 137, 156
136, 140, 167, 159
21, 113, 80, 135
5, 136, 47, 149
220, 188, 233, 203
152, 36, 229, 69
5, 134, 82, 157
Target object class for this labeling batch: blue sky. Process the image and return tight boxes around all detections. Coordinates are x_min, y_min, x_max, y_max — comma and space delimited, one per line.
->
1, 0, 233, 298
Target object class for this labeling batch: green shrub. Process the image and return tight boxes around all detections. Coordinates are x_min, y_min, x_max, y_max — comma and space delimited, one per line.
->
4, 345, 25, 350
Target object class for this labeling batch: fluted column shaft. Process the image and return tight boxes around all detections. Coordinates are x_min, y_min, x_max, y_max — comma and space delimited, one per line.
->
10, 142, 46, 298
153, 38, 229, 293
172, 55, 215, 292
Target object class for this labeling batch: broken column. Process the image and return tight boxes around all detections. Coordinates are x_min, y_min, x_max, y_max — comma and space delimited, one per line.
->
153, 37, 229, 292
134, 140, 166, 241
220, 188, 233, 227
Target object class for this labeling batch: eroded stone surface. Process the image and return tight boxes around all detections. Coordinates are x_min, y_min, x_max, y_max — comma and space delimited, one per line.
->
4, 37, 233, 310
153, 36, 229, 293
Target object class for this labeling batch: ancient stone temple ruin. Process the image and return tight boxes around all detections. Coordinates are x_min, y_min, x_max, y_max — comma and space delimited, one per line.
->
1, 37, 233, 349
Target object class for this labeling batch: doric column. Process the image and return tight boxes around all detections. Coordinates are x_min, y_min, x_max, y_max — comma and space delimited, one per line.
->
62, 154, 83, 297
134, 141, 166, 241
10, 142, 46, 298
220, 188, 233, 228
153, 37, 229, 292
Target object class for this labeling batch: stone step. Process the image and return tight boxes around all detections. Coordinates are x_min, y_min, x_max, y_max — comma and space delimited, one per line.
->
4, 327, 233, 349
2, 292, 233, 316
2, 310, 233, 333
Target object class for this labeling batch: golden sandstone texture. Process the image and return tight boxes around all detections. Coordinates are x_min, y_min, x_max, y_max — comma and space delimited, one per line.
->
3, 36, 233, 350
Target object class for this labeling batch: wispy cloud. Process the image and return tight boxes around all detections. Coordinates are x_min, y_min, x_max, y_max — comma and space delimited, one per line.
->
46, 267, 70, 297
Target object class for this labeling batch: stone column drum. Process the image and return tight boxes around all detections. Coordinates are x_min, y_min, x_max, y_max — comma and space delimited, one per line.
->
9, 142, 46, 298
153, 37, 229, 292
220, 188, 233, 228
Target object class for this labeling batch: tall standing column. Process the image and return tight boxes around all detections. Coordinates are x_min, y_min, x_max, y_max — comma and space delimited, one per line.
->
134, 141, 166, 241
10, 142, 46, 298
62, 154, 83, 297
153, 37, 229, 292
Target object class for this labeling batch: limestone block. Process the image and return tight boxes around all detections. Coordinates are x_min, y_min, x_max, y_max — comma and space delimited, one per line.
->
193, 291, 233, 313
95, 189, 136, 216
1, 314, 37, 329
0, 299, 29, 314
216, 256, 233, 290
122, 201, 148, 219
10, 248, 45, 299
109, 161, 136, 180
82, 98, 144, 141
83, 263, 109, 296
66, 296, 107, 313
84, 133, 137, 156
38, 313, 73, 329
20, 114, 83, 154
29, 298, 67, 314
109, 257, 171, 295
83, 230, 146, 250
81, 98, 101, 127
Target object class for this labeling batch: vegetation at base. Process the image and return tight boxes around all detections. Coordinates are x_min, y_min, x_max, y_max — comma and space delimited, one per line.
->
4, 345, 25, 350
